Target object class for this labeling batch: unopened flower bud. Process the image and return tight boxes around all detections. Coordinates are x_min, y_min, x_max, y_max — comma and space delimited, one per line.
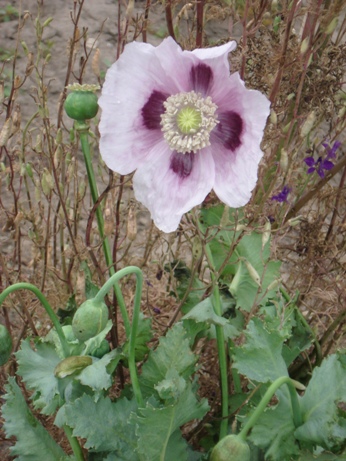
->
92, 48, 101, 78
0, 118, 12, 147
270, 109, 277, 125
242, 257, 261, 287
287, 216, 303, 227
41, 168, 54, 195
25, 52, 34, 76
262, 219, 271, 249
300, 111, 316, 137
280, 148, 288, 173
72, 298, 108, 342
325, 17, 338, 35
42, 17, 54, 28
125, 0, 134, 19
300, 37, 310, 55
210, 435, 250, 461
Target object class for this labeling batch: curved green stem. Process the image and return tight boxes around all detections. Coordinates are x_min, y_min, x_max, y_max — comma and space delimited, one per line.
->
0, 283, 70, 357
94, 266, 144, 407
238, 376, 303, 441
75, 121, 130, 336
63, 424, 85, 461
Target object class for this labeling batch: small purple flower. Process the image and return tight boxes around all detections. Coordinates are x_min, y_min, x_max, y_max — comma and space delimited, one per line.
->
304, 140, 340, 178
99, 38, 270, 232
271, 185, 291, 203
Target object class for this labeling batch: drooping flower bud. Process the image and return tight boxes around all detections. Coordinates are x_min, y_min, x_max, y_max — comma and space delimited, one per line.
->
64, 84, 100, 121
72, 298, 108, 342
210, 435, 251, 461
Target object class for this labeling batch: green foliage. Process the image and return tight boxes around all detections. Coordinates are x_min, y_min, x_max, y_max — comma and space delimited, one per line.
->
139, 323, 198, 399
133, 385, 209, 461
233, 317, 289, 383
2, 377, 69, 461
231, 317, 346, 460
16, 338, 62, 414
295, 353, 346, 451
201, 205, 281, 311
59, 394, 139, 459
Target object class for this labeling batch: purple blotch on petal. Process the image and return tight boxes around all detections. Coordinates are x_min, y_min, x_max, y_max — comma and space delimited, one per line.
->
170, 151, 194, 179
142, 90, 169, 130
190, 63, 213, 95
213, 111, 243, 151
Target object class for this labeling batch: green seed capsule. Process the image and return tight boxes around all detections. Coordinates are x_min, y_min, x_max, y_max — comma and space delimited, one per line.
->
64, 84, 100, 121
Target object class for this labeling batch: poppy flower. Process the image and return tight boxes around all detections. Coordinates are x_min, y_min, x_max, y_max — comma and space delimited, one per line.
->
99, 37, 270, 232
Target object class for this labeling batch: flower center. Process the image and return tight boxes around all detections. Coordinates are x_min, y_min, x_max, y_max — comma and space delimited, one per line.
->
176, 106, 202, 134
161, 91, 218, 154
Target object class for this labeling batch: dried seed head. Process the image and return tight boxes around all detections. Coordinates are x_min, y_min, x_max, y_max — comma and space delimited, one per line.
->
127, 204, 137, 241
25, 52, 34, 76
262, 219, 271, 249
242, 257, 261, 287
92, 48, 100, 78
0, 118, 12, 147
270, 109, 277, 125
280, 149, 288, 173
300, 111, 316, 138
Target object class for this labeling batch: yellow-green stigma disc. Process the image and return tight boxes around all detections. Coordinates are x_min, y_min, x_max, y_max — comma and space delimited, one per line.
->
176, 106, 202, 134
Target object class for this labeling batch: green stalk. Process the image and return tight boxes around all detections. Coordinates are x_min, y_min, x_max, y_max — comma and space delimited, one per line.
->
0, 283, 69, 357
63, 424, 85, 461
75, 121, 131, 336
238, 376, 303, 441
94, 266, 144, 407
202, 238, 229, 440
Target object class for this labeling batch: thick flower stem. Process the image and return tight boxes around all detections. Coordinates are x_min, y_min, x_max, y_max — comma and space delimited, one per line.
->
94, 266, 144, 407
238, 376, 303, 442
75, 121, 131, 337
63, 424, 85, 461
202, 234, 229, 440
0, 283, 70, 358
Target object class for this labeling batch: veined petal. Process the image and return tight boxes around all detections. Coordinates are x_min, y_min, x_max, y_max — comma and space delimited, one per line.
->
211, 75, 270, 207
99, 41, 179, 175
133, 141, 215, 232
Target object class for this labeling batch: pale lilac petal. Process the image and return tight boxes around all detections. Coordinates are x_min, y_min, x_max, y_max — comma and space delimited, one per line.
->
191, 42, 237, 99
99, 41, 179, 174
152, 37, 195, 92
133, 141, 215, 232
211, 76, 270, 206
